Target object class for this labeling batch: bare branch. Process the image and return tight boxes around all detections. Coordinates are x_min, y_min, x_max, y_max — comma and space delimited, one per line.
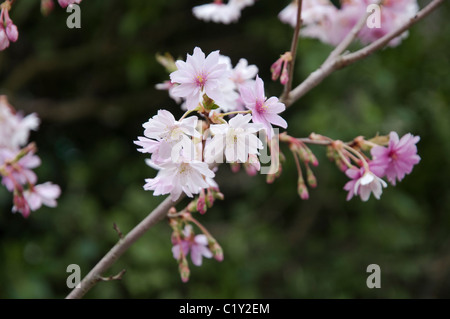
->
286, 0, 444, 106
282, 0, 303, 100
113, 223, 123, 240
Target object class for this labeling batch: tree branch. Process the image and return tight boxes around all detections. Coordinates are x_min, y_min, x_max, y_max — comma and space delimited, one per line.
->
286, 0, 444, 106
65, 194, 185, 299
282, 0, 303, 100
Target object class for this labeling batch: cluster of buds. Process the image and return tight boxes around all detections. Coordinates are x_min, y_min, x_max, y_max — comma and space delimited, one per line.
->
280, 133, 319, 200
0, 1, 18, 51
0, 96, 61, 218
319, 132, 421, 201
271, 52, 292, 85
169, 205, 223, 282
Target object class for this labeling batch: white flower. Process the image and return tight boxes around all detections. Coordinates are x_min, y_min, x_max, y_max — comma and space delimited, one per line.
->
354, 170, 388, 201
135, 109, 200, 164
204, 114, 263, 163
230, 58, 258, 85
0, 96, 39, 151
144, 160, 216, 201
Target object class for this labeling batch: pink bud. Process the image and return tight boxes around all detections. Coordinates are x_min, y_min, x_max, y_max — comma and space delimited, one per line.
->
13, 193, 30, 218
297, 177, 309, 200
206, 188, 215, 208
6, 23, 18, 43
270, 57, 283, 81
0, 28, 10, 51
280, 61, 289, 85
306, 165, 317, 188
231, 162, 240, 173
41, 0, 55, 16
179, 258, 190, 283
58, 0, 81, 8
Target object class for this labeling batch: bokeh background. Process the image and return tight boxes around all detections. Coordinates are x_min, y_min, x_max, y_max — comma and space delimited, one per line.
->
0, 0, 449, 298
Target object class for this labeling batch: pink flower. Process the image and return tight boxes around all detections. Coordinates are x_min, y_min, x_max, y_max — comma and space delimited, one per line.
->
170, 47, 229, 110
23, 182, 61, 211
0, 96, 40, 151
344, 166, 387, 201
0, 150, 40, 192
370, 132, 421, 186
58, 0, 82, 8
172, 225, 213, 266
239, 76, 287, 139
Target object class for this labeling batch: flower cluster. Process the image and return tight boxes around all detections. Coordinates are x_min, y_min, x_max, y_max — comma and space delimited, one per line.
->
0, 96, 61, 218
192, 0, 255, 24
136, 47, 288, 202
279, 0, 419, 47
335, 132, 420, 201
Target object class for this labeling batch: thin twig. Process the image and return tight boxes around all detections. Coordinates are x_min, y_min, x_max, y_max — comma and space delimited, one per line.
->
113, 223, 123, 239
96, 269, 127, 282
286, 0, 444, 106
282, 0, 303, 100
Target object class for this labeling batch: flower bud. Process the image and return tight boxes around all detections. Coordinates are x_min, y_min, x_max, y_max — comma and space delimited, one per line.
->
0, 28, 10, 51
41, 0, 54, 16
179, 257, 190, 283
210, 241, 223, 262
297, 176, 309, 200
280, 61, 289, 85
6, 23, 18, 43
196, 190, 207, 215
270, 57, 283, 81
306, 165, 317, 188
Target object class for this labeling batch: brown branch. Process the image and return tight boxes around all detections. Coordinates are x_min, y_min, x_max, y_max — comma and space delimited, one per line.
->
65, 194, 185, 299
286, 0, 444, 106
282, 0, 303, 101
113, 222, 123, 239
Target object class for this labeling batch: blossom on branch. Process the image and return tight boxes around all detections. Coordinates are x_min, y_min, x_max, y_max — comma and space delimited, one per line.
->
344, 165, 387, 201
370, 132, 421, 185
239, 76, 287, 139
170, 47, 229, 110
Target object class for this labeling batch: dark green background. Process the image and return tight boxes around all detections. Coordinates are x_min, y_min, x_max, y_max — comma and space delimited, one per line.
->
0, 0, 449, 298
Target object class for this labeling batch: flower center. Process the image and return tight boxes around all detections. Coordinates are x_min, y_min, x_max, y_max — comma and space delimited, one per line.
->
255, 100, 267, 114
195, 73, 207, 87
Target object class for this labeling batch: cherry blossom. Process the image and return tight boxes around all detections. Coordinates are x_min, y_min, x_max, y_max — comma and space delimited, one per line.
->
239, 76, 287, 139
144, 160, 216, 201
172, 225, 213, 267
344, 165, 387, 201
170, 47, 229, 110
370, 132, 421, 185
204, 114, 263, 163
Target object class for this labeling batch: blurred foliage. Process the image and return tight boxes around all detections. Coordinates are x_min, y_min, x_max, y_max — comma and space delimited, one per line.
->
0, 0, 449, 298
